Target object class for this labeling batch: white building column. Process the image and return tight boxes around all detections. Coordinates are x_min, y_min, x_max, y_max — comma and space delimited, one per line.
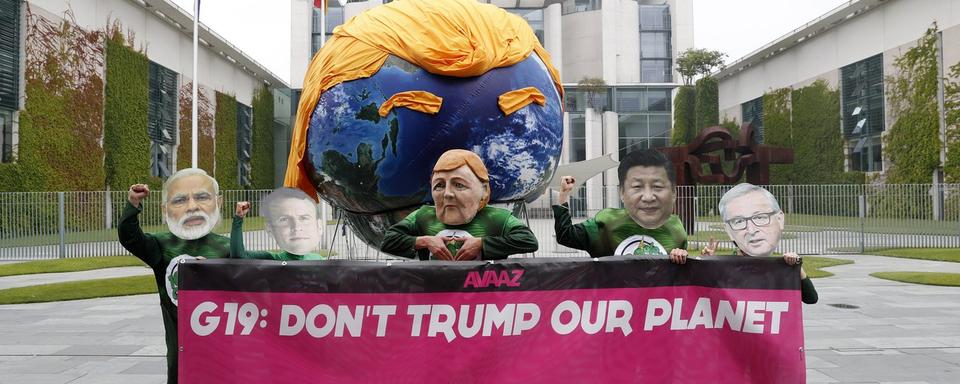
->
602, 110, 620, 208
584, 107, 604, 213
290, 0, 312, 89
544, 3, 563, 74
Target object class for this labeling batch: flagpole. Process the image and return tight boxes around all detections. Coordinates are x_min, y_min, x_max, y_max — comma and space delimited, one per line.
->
191, 0, 200, 168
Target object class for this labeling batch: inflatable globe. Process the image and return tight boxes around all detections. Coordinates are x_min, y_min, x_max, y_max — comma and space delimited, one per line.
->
303, 54, 563, 246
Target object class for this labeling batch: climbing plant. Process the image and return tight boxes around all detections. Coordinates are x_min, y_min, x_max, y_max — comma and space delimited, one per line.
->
671, 85, 695, 145
215, 91, 239, 190
177, 82, 215, 172
694, 76, 718, 135
791, 80, 863, 184
250, 86, 275, 189
762, 88, 792, 184
0, 7, 105, 191
885, 26, 940, 184
104, 25, 151, 190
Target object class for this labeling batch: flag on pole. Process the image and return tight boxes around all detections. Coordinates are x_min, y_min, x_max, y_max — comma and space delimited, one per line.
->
314, 0, 327, 12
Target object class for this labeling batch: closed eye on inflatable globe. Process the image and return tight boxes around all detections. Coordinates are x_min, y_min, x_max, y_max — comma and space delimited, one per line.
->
304, 54, 563, 247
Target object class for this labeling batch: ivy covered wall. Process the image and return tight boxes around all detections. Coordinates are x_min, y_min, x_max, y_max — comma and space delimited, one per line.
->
947, 62, 960, 183
177, 82, 215, 172
250, 86, 274, 189
884, 27, 941, 184
762, 88, 792, 185
215, 91, 239, 190
791, 80, 863, 184
0, 7, 105, 192
104, 28, 151, 190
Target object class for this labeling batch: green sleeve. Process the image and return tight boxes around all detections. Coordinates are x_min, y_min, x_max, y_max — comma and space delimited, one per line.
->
231, 216, 275, 260
800, 276, 818, 304
480, 214, 538, 260
553, 203, 593, 252
118, 201, 162, 269
380, 209, 421, 259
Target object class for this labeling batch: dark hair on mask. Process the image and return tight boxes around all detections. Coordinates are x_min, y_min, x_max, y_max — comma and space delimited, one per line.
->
617, 149, 675, 187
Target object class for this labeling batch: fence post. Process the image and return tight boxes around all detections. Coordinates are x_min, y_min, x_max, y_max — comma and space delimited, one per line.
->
858, 194, 865, 254
58, 192, 66, 259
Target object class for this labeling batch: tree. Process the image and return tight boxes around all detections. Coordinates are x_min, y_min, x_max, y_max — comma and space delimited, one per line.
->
577, 77, 607, 110
676, 48, 727, 85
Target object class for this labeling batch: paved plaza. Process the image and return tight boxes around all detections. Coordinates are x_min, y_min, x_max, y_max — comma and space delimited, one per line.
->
0, 254, 959, 383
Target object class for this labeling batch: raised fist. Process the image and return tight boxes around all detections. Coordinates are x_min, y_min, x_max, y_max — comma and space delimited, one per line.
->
128, 184, 150, 207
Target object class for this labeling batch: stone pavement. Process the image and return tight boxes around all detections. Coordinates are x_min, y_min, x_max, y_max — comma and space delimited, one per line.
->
0, 254, 958, 383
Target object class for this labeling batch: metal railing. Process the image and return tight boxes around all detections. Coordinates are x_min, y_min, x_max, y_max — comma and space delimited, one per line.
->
1, 184, 958, 260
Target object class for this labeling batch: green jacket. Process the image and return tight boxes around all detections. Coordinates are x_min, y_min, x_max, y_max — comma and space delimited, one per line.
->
381, 205, 538, 260
118, 202, 229, 384
553, 203, 687, 258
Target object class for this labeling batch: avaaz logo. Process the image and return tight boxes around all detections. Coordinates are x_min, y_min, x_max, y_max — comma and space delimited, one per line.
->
463, 269, 524, 288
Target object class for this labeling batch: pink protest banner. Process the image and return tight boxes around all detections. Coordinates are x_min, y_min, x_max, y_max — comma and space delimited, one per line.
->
178, 257, 806, 383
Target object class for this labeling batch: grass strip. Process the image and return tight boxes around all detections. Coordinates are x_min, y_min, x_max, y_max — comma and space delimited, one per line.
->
0, 256, 144, 277
0, 275, 156, 304
870, 271, 960, 287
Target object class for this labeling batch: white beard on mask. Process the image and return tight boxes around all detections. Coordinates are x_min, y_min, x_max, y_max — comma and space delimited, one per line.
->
167, 209, 220, 240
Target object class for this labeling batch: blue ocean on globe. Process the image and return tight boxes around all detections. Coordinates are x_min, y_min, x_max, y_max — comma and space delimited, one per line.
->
304, 54, 563, 215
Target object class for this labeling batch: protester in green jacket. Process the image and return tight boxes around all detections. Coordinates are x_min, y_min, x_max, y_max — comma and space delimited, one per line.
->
702, 183, 818, 304
381, 149, 538, 260
553, 149, 688, 262
232, 187, 326, 261
119, 168, 230, 384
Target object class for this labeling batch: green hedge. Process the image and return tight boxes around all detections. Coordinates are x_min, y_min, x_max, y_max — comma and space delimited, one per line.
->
671, 85, 695, 145
215, 91, 239, 190
104, 32, 152, 190
791, 80, 863, 185
885, 27, 941, 184
763, 88, 792, 184
694, 77, 719, 134
250, 86, 275, 189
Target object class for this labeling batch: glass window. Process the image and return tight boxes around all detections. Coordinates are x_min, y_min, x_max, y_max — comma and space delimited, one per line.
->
569, 113, 586, 162
641, 60, 672, 83
508, 9, 544, 45
841, 54, 884, 138
0, 110, 12, 163
617, 89, 643, 113
619, 116, 647, 157
640, 32, 670, 59
647, 114, 671, 138
565, 87, 611, 112
325, 6, 344, 34
640, 5, 670, 31
848, 135, 882, 172
841, 54, 883, 172
148, 61, 178, 179
0, 0, 19, 113
617, 88, 671, 112
237, 103, 253, 187
740, 96, 764, 143
311, 35, 323, 56
646, 88, 670, 112
562, 0, 602, 15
